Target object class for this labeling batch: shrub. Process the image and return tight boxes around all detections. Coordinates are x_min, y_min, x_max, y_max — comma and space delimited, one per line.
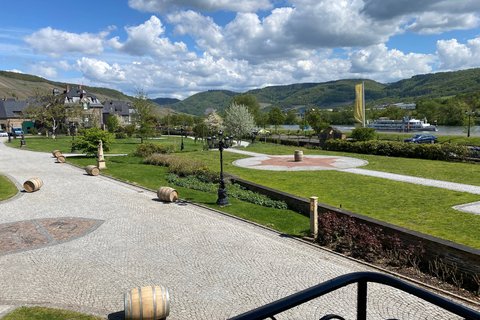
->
71, 127, 113, 156
134, 143, 176, 157
144, 154, 218, 182
324, 139, 469, 161
115, 132, 127, 139
166, 174, 288, 209
350, 127, 377, 141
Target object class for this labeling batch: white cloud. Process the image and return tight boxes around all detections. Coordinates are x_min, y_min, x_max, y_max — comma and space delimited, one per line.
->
407, 13, 479, 34
362, 0, 480, 33
167, 10, 225, 55
24, 27, 106, 56
29, 64, 58, 78
437, 37, 480, 70
350, 44, 434, 81
77, 57, 126, 82
128, 0, 272, 13
108, 16, 189, 58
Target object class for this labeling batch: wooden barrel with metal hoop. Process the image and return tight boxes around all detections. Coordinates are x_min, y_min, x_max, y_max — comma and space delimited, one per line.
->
56, 155, 66, 163
294, 150, 303, 162
85, 165, 100, 176
23, 177, 43, 193
124, 285, 170, 320
52, 150, 61, 157
157, 187, 178, 202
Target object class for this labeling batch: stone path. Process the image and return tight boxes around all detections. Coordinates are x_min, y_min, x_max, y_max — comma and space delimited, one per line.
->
0, 139, 475, 319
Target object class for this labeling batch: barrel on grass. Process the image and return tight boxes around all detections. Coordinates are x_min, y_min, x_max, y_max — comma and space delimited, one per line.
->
52, 150, 62, 158
294, 150, 304, 162
85, 165, 100, 176
124, 285, 170, 320
23, 177, 43, 193
157, 187, 178, 202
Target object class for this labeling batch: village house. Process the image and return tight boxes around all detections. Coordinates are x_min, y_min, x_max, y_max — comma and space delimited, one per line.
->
102, 100, 134, 126
0, 98, 32, 133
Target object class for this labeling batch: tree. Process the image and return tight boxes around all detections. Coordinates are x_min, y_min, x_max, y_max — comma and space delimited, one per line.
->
284, 109, 298, 125
132, 92, 156, 143
268, 106, 286, 133
306, 108, 329, 135
224, 103, 255, 144
24, 91, 81, 138
71, 127, 113, 156
204, 111, 223, 134
106, 114, 120, 133
232, 94, 261, 124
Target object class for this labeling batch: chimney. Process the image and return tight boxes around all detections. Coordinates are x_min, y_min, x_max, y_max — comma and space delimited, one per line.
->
66, 84, 70, 93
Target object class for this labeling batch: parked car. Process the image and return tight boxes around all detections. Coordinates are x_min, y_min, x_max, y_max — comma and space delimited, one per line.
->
12, 128, 24, 136
404, 134, 438, 144
0, 130, 8, 137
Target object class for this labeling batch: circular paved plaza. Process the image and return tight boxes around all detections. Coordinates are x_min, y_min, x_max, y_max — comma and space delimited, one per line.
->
0, 139, 472, 319
233, 154, 368, 171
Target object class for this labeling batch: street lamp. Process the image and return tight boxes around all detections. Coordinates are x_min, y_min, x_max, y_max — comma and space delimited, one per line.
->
207, 131, 231, 206
180, 126, 185, 151
466, 111, 474, 138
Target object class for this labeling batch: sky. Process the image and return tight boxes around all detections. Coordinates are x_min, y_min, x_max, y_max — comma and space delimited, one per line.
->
1, 0, 480, 100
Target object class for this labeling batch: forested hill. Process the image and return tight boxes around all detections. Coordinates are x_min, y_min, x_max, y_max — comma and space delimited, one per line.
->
166, 68, 480, 115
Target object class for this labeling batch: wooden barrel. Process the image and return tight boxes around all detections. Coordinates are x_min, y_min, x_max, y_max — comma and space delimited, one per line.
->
157, 187, 178, 202
294, 150, 303, 162
52, 150, 61, 157
56, 155, 66, 163
85, 165, 100, 176
23, 177, 43, 193
124, 285, 170, 320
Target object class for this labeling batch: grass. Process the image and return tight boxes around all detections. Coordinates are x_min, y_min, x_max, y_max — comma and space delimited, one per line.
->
10, 136, 480, 248
3, 306, 102, 320
0, 175, 17, 201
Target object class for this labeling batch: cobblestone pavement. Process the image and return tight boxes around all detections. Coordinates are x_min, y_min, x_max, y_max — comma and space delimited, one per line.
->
0, 140, 475, 319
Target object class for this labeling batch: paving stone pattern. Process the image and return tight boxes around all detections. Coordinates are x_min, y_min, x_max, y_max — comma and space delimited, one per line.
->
0, 139, 471, 319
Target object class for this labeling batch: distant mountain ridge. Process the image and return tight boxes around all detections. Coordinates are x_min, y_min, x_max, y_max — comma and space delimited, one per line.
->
2, 68, 480, 116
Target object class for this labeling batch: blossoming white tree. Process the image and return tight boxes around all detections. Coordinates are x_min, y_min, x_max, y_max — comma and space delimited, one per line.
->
224, 103, 255, 145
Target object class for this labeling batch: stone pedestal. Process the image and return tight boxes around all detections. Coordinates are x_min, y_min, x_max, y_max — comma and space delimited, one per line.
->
310, 196, 318, 239
97, 140, 106, 170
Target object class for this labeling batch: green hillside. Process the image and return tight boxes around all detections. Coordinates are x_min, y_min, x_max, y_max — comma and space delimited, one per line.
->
0, 71, 131, 102
170, 90, 238, 115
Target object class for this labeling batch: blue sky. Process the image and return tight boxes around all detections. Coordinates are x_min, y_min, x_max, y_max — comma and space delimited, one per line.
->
1, 0, 479, 99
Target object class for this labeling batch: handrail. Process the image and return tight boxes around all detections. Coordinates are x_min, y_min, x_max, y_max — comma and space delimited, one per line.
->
228, 272, 480, 320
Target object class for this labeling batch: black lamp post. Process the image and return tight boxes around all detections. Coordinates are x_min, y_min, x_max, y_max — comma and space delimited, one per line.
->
180, 126, 185, 151
466, 111, 474, 138
208, 131, 231, 206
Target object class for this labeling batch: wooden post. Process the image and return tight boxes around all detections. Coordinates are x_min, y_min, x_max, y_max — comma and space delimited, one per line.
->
310, 196, 318, 239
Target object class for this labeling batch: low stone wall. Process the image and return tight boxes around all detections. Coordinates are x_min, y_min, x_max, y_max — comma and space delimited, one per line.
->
230, 177, 480, 291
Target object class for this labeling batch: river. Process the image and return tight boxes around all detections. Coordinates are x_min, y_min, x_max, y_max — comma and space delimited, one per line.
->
279, 125, 480, 137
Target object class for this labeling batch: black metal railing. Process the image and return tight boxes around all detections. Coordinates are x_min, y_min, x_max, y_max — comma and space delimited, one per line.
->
228, 272, 480, 320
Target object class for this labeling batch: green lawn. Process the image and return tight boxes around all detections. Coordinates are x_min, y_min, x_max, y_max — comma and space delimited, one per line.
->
3, 306, 102, 320
10, 136, 480, 248
0, 175, 17, 201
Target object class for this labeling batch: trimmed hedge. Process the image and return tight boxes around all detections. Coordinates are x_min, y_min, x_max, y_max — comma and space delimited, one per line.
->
323, 139, 469, 161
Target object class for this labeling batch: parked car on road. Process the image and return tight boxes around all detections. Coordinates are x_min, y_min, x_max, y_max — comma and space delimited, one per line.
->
404, 134, 438, 144
0, 130, 8, 137
12, 128, 24, 136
